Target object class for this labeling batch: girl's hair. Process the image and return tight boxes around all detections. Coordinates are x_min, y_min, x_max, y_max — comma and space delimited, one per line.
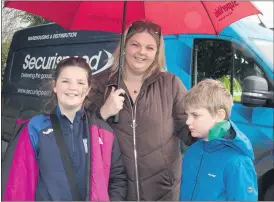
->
109, 20, 166, 79
52, 56, 92, 86
44, 57, 92, 114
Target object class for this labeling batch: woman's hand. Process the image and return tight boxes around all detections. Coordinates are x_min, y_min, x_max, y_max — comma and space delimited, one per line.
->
100, 87, 125, 120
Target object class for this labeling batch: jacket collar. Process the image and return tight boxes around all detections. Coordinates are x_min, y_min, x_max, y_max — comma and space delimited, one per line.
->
55, 105, 85, 123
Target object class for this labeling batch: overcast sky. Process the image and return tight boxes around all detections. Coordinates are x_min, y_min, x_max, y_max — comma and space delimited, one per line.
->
253, 1, 273, 28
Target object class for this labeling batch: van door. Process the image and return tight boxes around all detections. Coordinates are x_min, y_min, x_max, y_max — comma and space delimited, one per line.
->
164, 36, 193, 152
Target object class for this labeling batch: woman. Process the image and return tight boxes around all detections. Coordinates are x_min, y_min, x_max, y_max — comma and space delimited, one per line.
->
87, 21, 194, 201
2, 57, 127, 201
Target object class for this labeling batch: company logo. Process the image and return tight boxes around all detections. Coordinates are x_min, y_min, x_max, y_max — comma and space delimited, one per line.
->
208, 173, 216, 178
22, 50, 112, 75
214, 1, 239, 18
92, 50, 113, 75
247, 186, 254, 193
42, 128, 53, 135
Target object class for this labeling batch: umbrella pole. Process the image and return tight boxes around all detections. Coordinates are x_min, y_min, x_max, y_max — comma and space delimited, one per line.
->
113, 1, 127, 123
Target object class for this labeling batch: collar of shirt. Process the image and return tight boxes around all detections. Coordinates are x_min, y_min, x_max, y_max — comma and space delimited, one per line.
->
55, 105, 85, 124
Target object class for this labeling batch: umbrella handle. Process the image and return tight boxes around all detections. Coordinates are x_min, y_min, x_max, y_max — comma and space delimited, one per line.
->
113, 113, 120, 123
113, 1, 127, 124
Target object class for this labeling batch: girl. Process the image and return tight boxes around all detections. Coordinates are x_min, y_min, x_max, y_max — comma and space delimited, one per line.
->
2, 57, 127, 201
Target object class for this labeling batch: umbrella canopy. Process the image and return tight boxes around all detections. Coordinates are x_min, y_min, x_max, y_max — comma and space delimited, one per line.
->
5, 1, 261, 35
4, 0, 261, 123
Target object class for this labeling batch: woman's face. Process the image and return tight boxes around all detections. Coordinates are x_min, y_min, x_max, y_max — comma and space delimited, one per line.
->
124, 31, 158, 75
53, 66, 90, 111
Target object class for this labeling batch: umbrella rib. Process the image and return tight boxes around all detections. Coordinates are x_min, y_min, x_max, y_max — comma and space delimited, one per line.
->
142, 1, 145, 19
201, 1, 218, 35
69, 1, 82, 29
3, 1, 8, 8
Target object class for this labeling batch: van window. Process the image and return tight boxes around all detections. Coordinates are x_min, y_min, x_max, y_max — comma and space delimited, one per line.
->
193, 39, 268, 102
192, 39, 232, 84
251, 39, 273, 65
232, 43, 266, 95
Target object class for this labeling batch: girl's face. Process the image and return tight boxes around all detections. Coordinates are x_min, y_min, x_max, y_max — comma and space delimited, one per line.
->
53, 66, 90, 112
124, 31, 158, 75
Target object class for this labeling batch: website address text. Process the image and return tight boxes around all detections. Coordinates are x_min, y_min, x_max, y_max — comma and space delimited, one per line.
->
17, 88, 51, 96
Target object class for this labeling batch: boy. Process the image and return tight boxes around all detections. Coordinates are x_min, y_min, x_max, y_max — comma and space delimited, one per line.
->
179, 79, 258, 201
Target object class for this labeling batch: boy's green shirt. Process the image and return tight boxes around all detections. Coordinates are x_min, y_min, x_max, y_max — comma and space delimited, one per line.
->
208, 120, 231, 141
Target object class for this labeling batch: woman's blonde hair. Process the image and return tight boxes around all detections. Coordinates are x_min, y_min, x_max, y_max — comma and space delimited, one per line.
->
109, 21, 166, 79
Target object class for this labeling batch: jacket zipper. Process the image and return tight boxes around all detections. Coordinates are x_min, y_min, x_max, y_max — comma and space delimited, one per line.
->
70, 124, 74, 152
190, 142, 205, 200
125, 93, 140, 201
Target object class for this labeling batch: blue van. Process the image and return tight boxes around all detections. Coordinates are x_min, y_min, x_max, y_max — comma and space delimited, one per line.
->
1, 18, 273, 200
164, 19, 273, 200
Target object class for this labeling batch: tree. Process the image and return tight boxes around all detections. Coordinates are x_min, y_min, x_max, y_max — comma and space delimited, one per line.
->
2, 4, 51, 41
1, 7, 25, 41
1, 40, 11, 84
1, 5, 51, 85
21, 13, 50, 27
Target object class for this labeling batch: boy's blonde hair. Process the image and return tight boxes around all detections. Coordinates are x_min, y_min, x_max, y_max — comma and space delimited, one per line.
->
184, 79, 233, 119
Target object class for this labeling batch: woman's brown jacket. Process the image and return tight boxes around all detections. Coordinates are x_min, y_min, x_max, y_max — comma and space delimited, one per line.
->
86, 69, 194, 201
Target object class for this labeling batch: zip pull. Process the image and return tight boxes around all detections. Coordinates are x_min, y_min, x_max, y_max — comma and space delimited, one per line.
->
131, 119, 137, 128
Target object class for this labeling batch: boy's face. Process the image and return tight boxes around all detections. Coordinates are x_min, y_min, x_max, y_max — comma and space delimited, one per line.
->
185, 107, 224, 140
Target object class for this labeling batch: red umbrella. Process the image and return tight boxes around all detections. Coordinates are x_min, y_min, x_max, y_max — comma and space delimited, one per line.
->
5, 0, 260, 122
5, 1, 260, 35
